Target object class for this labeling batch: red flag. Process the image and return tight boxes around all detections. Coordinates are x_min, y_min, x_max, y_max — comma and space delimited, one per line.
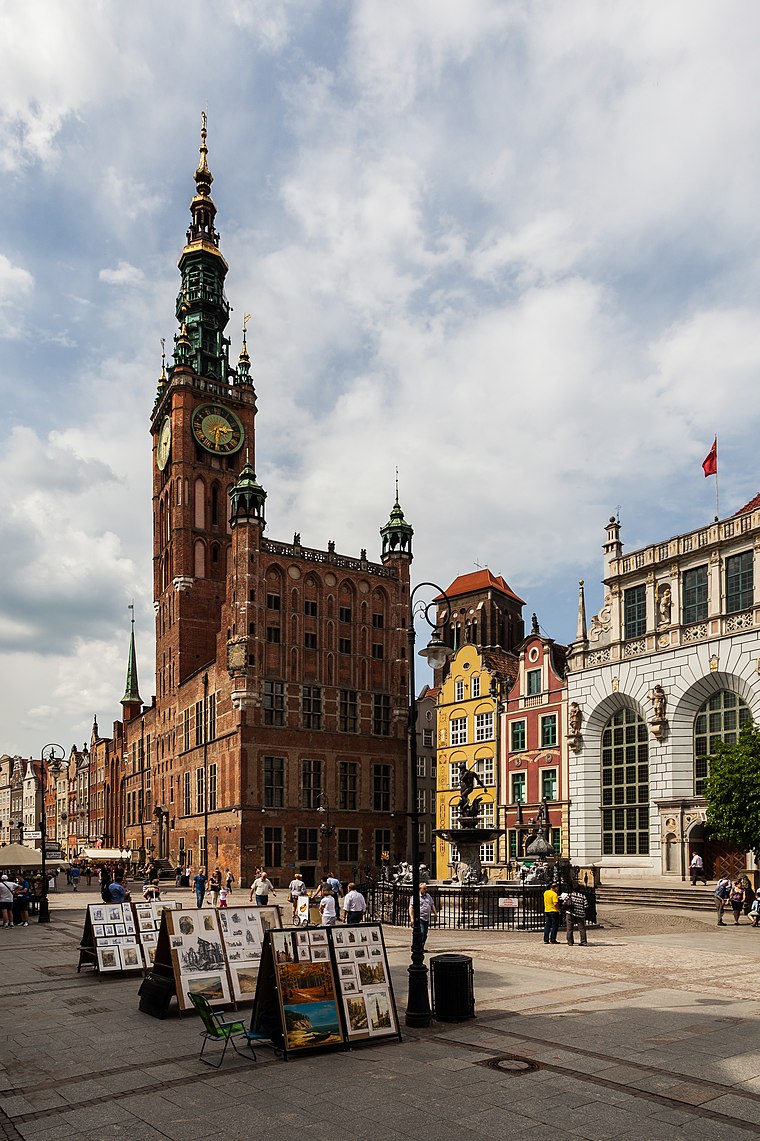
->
702, 438, 717, 477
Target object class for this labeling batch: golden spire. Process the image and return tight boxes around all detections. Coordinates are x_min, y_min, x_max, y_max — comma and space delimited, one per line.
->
194, 110, 213, 195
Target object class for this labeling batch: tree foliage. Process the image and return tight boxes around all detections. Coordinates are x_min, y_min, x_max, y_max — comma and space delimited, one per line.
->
704, 721, 760, 859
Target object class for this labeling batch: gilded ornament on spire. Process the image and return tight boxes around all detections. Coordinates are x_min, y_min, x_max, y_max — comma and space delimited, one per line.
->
195, 110, 214, 196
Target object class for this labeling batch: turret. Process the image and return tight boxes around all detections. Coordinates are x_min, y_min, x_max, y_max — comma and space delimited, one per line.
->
229, 459, 267, 530
380, 484, 414, 563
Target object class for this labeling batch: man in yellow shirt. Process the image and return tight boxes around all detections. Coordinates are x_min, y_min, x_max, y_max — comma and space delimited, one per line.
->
543, 883, 560, 944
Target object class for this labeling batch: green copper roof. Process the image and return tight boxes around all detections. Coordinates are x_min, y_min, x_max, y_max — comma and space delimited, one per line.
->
380, 495, 414, 561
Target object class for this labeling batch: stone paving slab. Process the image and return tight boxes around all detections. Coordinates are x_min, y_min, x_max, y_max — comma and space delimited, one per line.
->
3, 898, 760, 1140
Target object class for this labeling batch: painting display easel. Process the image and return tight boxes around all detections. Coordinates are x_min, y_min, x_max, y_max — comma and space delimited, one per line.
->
78, 899, 182, 975
145, 905, 284, 1015
250, 922, 400, 1059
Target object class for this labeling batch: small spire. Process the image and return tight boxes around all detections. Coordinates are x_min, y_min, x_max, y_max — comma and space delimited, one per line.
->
237, 313, 252, 382
121, 604, 143, 714
156, 337, 167, 396
195, 110, 214, 196
576, 580, 588, 643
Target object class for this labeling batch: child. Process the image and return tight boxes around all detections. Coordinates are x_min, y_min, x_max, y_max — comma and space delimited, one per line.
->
218, 886, 229, 909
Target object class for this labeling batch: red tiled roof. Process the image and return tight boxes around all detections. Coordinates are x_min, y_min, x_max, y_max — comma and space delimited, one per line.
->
735, 492, 760, 516
437, 569, 525, 606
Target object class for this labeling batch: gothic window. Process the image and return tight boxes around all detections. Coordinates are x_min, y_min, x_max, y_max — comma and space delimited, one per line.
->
194, 540, 205, 579
601, 708, 649, 856
194, 478, 205, 528
211, 483, 220, 526
694, 691, 750, 795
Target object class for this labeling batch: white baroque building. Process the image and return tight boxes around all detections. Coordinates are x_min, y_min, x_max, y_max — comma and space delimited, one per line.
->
566, 501, 760, 880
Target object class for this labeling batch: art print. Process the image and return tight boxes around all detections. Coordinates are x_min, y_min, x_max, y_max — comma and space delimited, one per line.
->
370, 946, 382, 958
141, 931, 157, 945
342, 978, 358, 994
121, 946, 141, 969
93, 923, 105, 939
115, 923, 126, 936
97, 945, 122, 972
358, 961, 386, 987
310, 929, 328, 946
364, 987, 395, 1035
90, 906, 106, 924
231, 964, 259, 998
339, 963, 357, 981
122, 935, 137, 946
296, 931, 310, 947
104, 924, 115, 937
311, 947, 329, 963
186, 973, 228, 1003
142, 943, 156, 967
171, 935, 184, 948
353, 948, 367, 961
108, 906, 122, 922
337, 949, 350, 961
202, 914, 216, 932
178, 915, 195, 935
344, 994, 369, 1035
370, 928, 380, 943
358, 929, 370, 944
139, 918, 154, 933
333, 929, 346, 946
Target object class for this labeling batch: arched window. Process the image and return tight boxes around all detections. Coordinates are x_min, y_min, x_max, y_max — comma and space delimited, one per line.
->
694, 691, 750, 795
601, 708, 649, 856
194, 478, 205, 529
194, 540, 206, 579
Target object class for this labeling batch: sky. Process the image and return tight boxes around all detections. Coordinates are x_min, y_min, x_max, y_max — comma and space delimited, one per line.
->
3, 0, 760, 759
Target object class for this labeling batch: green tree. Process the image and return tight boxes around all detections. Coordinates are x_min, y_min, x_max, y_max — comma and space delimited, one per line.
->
704, 721, 760, 858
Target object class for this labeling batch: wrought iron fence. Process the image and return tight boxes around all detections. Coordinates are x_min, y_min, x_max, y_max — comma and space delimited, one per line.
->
359, 882, 596, 931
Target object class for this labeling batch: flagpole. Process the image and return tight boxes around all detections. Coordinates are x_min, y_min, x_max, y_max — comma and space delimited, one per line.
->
714, 435, 719, 522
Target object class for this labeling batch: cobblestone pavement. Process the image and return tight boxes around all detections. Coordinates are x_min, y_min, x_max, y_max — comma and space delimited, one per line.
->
1, 887, 759, 1140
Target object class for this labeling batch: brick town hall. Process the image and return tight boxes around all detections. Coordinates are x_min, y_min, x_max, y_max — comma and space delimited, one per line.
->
88, 121, 414, 887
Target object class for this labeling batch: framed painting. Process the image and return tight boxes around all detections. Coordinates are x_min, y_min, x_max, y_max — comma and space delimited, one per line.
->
97, 945, 122, 973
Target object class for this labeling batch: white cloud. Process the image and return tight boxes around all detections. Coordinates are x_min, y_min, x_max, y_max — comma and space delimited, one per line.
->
98, 261, 145, 287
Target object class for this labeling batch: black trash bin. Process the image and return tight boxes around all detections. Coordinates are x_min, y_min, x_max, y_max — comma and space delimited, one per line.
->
138, 972, 175, 1019
430, 953, 475, 1021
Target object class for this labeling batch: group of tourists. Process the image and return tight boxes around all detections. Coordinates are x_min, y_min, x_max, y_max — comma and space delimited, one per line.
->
542, 883, 589, 945
0, 873, 31, 927
190, 866, 236, 908
713, 874, 758, 925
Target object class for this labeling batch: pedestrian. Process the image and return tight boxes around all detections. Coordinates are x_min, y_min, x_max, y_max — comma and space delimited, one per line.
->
319, 888, 337, 927
714, 875, 732, 925
85, 866, 93, 886
208, 868, 222, 907
0, 875, 18, 928
108, 876, 130, 904
218, 885, 229, 909
543, 882, 561, 944
143, 879, 161, 902
409, 883, 437, 949
249, 870, 276, 906
66, 866, 72, 886
193, 867, 208, 908
326, 871, 343, 914
70, 865, 80, 892
561, 889, 588, 946
175, 864, 183, 888
15, 875, 31, 926
288, 871, 306, 921
729, 880, 745, 925
225, 868, 235, 893
689, 851, 707, 886
342, 882, 367, 925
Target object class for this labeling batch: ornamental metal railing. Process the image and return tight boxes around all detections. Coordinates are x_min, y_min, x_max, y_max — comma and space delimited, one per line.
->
360, 881, 596, 931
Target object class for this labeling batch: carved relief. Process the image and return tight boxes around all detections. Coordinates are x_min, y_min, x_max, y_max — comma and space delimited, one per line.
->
589, 593, 613, 642
567, 701, 583, 754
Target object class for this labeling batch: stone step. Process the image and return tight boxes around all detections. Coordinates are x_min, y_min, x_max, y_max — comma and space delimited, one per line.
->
597, 885, 720, 912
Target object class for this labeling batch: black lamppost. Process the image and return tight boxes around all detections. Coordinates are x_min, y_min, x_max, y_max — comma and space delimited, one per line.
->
39, 744, 65, 924
406, 582, 451, 1028
317, 794, 334, 874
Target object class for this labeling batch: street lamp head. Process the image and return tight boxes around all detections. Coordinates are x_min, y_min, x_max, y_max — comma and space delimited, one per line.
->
418, 631, 451, 672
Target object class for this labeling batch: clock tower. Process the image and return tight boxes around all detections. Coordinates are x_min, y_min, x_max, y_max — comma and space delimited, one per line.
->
151, 116, 257, 691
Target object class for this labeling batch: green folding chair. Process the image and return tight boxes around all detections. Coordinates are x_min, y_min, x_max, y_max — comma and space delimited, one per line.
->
188, 993, 259, 1067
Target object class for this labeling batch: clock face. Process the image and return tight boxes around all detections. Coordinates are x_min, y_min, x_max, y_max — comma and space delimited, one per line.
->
192, 403, 245, 455
156, 416, 172, 471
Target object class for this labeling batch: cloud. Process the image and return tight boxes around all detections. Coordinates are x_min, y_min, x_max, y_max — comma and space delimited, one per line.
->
98, 261, 145, 287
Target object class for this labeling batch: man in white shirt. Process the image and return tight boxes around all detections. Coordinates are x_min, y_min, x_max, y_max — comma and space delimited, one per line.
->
288, 873, 306, 920
689, 851, 707, 885
0, 875, 18, 928
342, 882, 367, 925
249, 871, 276, 906
409, 883, 437, 948
319, 889, 337, 926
